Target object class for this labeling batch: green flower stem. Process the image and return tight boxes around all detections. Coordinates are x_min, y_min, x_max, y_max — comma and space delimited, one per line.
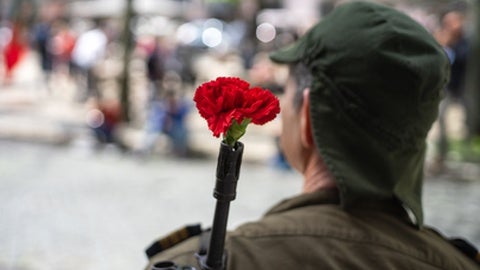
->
223, 118, 251, 147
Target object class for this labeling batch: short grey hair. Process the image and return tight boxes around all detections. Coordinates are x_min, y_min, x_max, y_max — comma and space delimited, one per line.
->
290, 62, 312, 111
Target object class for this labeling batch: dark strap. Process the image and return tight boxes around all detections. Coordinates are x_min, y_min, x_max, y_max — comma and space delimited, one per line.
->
146, 224, 202, 259
449, 238, 480, 265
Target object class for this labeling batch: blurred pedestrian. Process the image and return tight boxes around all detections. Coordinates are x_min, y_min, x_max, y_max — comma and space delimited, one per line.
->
32, 18, 54, 90
146, 37, 167, 103
71, 19, 107, 101
140, 85, 191, 158
433, 9, 469, 173
162, 89, 191, 157
85, 97, 121, 148
51, 19, 76, 76
2, 23, 27, 84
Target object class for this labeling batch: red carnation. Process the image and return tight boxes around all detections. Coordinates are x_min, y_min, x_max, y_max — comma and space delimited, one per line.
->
194, 77, 280, 146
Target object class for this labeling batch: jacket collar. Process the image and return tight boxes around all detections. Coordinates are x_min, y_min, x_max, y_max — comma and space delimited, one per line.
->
265, 188, 413, 226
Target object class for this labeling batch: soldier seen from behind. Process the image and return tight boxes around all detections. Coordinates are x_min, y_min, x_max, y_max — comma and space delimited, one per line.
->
144, 2, 480, 269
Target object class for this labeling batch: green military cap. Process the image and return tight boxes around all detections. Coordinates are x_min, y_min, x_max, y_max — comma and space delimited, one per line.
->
270, 1, 450, 226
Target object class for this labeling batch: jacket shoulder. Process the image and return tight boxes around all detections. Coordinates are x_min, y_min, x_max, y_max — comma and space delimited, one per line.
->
225, 205, 479, 270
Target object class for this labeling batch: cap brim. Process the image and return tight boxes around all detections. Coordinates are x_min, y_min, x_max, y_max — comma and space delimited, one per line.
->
269, 38, 305, 64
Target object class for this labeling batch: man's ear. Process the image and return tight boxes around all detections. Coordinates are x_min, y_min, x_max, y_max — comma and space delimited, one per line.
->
300, 89, 315, 147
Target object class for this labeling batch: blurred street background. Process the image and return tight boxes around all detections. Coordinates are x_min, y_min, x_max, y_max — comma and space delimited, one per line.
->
0, 0, 479, 269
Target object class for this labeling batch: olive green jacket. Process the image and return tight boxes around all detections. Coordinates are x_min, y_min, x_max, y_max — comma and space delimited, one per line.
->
145, 190, 478, 269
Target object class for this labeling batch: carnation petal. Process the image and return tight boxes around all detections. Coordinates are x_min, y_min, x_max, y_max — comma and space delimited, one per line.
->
194, 77, 280, 140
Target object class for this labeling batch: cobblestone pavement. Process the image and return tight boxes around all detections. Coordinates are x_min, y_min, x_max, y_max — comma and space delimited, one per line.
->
0, 140, 479, 270
0, 140, 302, 270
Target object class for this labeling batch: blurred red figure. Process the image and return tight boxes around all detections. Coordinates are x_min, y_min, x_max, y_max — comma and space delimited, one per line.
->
85, 98, 122, 147
3, 24, 27, 83
51, 20, 77, 73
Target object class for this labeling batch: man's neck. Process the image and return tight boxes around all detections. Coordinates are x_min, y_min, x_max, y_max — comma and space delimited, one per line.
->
302, 154, 337, 193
